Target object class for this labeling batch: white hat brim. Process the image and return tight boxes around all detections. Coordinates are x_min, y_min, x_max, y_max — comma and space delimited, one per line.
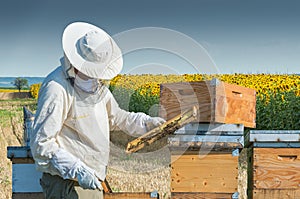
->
62, 22, 123, 79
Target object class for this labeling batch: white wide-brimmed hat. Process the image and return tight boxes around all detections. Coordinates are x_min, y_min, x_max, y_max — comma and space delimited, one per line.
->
62, 22, 123, 79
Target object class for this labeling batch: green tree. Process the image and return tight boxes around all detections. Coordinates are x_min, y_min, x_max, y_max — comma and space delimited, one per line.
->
12, 77, 28, 92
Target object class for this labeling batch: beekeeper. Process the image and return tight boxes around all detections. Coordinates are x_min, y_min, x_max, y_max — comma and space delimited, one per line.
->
30, 22, 165, 199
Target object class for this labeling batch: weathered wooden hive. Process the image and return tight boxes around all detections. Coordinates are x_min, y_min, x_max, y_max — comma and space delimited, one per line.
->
159, 79, 256, 198
168, 123, 244, 199
247, 130, 300, 199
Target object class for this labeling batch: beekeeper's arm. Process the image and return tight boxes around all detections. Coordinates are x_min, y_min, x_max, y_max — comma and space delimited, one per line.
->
30, 81, 100, 189
106, 88, 165, 135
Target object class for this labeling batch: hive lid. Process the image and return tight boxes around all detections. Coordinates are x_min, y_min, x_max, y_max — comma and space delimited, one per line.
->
175, 123, 244, 135
249, 130, 300, 142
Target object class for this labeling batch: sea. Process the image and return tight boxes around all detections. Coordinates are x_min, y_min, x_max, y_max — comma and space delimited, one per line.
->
0, 77, 45, 88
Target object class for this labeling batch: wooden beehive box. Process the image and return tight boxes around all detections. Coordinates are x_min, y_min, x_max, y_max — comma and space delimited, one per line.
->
169, 123, 244, 198
247, 130, 300, 199
159, 78, 256, 128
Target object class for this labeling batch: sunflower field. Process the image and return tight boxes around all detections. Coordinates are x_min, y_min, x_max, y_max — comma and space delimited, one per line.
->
109, 73, 300, 130
30, 73, 300, 129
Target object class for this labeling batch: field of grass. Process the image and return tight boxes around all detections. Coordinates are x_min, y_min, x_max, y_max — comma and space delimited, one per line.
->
0, 99, 37, 199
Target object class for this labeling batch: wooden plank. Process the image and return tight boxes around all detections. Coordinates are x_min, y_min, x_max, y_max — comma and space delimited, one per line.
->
171, 153, 238, 193
222, 98, 256, 128
215, 80, 256, 128
253, 148, 300, 167
12, 193, 44, 199
104, 192, 158, 199
253, 148, 300, 189
171, 192, 234, 199
253, 189, 300, 199
220, 82, 256, 127
254, 168, 300, 189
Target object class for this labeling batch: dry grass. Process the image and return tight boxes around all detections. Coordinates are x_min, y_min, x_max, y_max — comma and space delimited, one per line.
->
0, 100, 248, 199
0, 92, 31, 100
108, 138, 171, 198
0, 100, 29, 199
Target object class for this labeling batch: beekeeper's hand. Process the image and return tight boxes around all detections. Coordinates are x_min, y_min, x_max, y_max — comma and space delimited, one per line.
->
145, 117, 166, 131
51, 148, 101, 190
76, 162, 101, 190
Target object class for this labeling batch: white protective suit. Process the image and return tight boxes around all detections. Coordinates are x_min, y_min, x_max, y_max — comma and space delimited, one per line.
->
30, 58, 162, 182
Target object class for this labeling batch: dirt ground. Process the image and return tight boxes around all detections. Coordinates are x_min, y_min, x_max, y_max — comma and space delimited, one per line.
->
0, 92, 31, 100
0, 100, 248, 199
0, 100, 26, 199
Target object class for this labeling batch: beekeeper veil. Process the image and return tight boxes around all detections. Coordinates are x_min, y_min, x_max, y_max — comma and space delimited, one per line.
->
61, 21, 123, 104
62, 22, 123, 79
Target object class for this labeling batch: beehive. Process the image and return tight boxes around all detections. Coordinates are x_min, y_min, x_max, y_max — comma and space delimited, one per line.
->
169, 123, 244, 198
247, 130, 300, 199
159, 79, 256, 128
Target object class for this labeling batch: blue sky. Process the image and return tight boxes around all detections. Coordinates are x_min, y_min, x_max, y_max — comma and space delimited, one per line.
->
0, 0, 299, 77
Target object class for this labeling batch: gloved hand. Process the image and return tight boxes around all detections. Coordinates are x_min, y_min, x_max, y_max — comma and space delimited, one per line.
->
145, 117, 166, 131
51, 148, 101, 190
76, 162, 101, 190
